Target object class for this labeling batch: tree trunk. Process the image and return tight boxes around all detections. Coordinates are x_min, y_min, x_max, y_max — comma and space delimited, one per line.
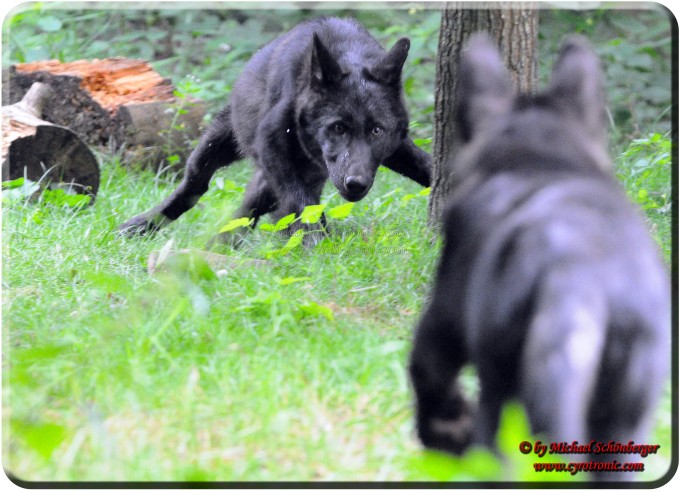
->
2, 82, 100, 200
429, 2, 538, 225
6, 58, 205, 170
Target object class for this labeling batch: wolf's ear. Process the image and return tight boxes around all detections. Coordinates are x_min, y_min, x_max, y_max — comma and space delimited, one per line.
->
367, 38, 410, 86
311, 33, 344, 88
456, 33, 514, 143
548, 36, 605, 139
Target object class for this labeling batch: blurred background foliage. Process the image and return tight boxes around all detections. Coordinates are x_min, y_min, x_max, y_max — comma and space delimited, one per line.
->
4, 2, 673, 146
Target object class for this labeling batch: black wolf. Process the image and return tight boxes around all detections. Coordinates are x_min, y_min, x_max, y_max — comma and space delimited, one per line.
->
119, 17, 430, 241
409, 34, 670, 478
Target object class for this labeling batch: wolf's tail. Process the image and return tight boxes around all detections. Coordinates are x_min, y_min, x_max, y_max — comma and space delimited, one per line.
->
520, 265, 608, 444
119, 105, 241, 235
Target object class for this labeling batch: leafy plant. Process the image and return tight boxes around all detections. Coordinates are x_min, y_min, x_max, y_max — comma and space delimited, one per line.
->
617, 133, 671, 213
2, 177, 92, 208
615, 132, 671, 262
2, 177, 40, 202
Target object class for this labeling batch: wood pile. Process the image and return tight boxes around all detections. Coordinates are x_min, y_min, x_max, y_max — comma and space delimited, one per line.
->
5, 58, 205, 169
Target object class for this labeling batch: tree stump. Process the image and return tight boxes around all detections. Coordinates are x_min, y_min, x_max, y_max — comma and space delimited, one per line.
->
2, 82, 100, 200
6, 58, 205, 170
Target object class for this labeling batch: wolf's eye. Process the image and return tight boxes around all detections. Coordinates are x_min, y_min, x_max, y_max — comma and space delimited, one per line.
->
371, 126, 383, 136
333, 123, 347, 135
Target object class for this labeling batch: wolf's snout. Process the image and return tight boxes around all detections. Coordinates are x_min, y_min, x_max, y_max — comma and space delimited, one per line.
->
344, 175, 370, 195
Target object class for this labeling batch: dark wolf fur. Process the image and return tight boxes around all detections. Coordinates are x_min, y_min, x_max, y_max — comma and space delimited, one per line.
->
119, 17, 430, 242
409, 35, 670, 479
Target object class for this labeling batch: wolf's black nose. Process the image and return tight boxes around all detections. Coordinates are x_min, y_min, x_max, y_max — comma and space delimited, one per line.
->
345, 175, 369, 195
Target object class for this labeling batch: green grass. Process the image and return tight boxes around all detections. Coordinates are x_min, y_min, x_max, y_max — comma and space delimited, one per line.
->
2, 139, 673, 482
3, 157, 439, 482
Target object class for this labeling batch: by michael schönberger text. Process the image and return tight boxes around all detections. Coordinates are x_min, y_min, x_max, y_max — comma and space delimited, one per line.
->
518, 440, 660, 458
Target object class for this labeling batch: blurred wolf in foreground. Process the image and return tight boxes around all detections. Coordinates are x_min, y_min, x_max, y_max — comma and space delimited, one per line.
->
118, 17, 430, 243
409, 34, 670, 479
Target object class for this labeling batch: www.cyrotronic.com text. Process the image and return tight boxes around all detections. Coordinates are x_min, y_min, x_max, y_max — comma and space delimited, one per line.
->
533, 460, 644, 476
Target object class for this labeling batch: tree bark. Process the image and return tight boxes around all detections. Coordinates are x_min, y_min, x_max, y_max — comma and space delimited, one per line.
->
429, 2, 538, 225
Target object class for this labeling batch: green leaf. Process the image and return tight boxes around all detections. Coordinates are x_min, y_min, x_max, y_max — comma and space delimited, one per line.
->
275, 213, 297, 230
14, 421, 68, 460
2, 177, 27, 189
218, 217, 253, 233
260, 213, 297, 232
298, 302, 334, 320
283, 232, 304, 250
277, 276, 312, 285
264, 231, 305, 258
300, 204, 326, 224
42, 189, 91, 208
456, 448, 503, 479
413, 138, 432, 147
2, 177, 41, 202
497, 402, 532, 457
408, 449, 501, 481
327, 202, 354, 219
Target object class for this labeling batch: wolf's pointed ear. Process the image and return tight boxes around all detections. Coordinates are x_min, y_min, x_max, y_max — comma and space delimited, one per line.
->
548, 36, 605, 139
367, 38, 410, 86
456, 33, 514, 143
311, 33, 344, 88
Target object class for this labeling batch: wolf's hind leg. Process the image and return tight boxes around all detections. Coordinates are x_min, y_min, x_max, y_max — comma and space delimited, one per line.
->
232, 169, 278, 223
119, 106, 241, 236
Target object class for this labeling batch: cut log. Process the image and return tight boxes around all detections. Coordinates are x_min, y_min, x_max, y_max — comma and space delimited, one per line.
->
2, 82, 100, 200
6, 58, 205, 169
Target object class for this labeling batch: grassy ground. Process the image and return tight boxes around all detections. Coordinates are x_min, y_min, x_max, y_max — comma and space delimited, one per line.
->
3, 158, 438, 481
2, 143, 673, 482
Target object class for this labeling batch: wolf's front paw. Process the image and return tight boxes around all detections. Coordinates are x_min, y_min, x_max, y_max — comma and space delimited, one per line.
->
416, 389, 475, 456
118, 214, 165, 237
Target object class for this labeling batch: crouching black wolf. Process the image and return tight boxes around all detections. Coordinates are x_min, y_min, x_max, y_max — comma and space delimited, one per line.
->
409, 34, 670, 479
119, 17, 430, 241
